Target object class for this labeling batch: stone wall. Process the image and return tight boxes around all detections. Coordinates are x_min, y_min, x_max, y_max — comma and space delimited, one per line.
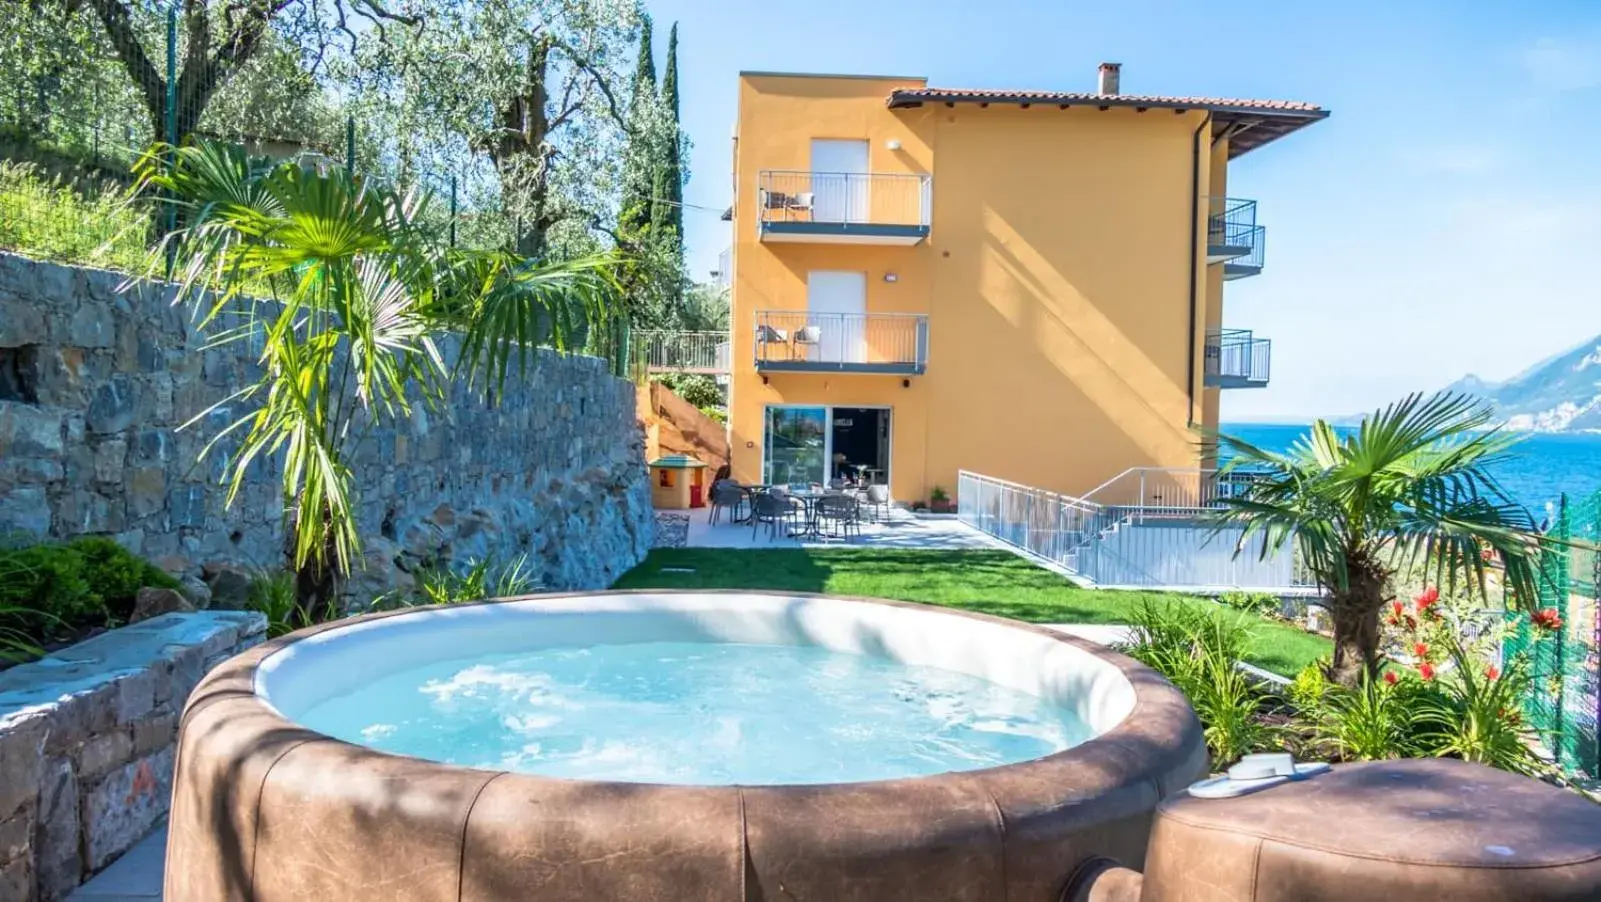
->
0, 612, 266, 900
0, 253, 654, 601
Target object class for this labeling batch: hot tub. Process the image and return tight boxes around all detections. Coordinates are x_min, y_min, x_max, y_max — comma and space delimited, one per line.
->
167, 591, 1206, 901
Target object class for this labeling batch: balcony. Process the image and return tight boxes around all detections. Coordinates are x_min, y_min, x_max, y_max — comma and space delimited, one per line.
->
754, 310, 928, 375
634, 331, 731, 376
757, 170, 931, 245
1204, 329, 1271, 389
1207, 197, 1265, 280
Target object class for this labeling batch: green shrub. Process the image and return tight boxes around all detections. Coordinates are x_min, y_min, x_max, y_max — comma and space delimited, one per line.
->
698, 405, 728, 425
0, 543, 101, 634
652, 373, 723, 410
245, 570, 307, 639
1220, 590, 1281, 619
1311, 673, 1428, 761
1287, 659, 1332, 713
1415, 644, 1545, 776
69, 536, 178, 621
0, 537, 180, 646
1123, 601, 1279, 765
374, 554, 540, 610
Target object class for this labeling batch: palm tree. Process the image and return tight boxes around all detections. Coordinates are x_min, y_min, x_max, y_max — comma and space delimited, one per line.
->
1214, 392, 1543, 686
133, 141, 617, 618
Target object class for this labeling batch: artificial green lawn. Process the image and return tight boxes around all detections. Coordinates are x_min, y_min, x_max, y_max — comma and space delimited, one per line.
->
613, 548, 1331, 677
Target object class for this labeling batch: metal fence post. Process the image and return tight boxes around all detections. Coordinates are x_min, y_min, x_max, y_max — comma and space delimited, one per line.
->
162, 6, 179, 273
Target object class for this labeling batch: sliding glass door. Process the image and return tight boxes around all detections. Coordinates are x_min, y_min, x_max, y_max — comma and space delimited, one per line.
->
764, 406, 827, 486
763, 405, 892, 489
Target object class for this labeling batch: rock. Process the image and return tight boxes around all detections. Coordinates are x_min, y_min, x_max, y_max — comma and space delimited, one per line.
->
82, 747, 174, 871
0, 485, 50, 534
86, 374, 136, 434
0, 402, 64, 456
179, 576, 212, 610
130, 587, 194, 623
202, 562, 253, 609
67, 303, 114, 348
127, 466, 166, 518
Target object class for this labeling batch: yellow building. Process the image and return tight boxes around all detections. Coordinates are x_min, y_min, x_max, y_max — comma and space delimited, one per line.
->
725, 64, 1326, 502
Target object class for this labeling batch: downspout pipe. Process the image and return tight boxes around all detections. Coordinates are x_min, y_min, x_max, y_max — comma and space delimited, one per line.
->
1185, 113, 1212, 428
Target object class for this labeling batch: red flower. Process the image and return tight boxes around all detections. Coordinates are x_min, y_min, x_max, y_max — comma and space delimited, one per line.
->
1418, 662, 1436, 682
1391, 600, 1405, 617
1485, 665, 1501, 681
1481, 547, 1496, 563
1415, 586, 1439, 609
1383, 671, 1399, 685
1531, 608, 1564, 632
1413, 642, 1429, 659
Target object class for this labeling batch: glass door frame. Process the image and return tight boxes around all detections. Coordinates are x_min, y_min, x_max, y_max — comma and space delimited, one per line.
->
762, 404, 893, 489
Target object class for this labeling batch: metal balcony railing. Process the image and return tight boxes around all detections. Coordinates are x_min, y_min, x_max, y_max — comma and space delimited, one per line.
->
757, 170, 931, 243
1207, 197, 1265, 278
633, 331, 731, 375
1204, 329, 1271, 389
754, 310, 928, 375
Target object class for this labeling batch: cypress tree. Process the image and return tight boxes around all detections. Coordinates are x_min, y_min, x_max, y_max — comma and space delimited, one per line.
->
660, 22, 683, 239
621, 15, 657, 233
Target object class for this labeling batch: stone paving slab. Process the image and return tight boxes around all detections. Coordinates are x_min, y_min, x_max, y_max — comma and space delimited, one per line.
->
68, 824, 164, 900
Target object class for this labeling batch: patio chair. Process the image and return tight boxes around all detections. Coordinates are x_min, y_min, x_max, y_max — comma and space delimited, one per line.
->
783, 191, 815, 221
815, 493, 862, 539
792, 325, 822, 360
863, 483, 892, 522
708, 481, 747, 526
751, 491, 799, 542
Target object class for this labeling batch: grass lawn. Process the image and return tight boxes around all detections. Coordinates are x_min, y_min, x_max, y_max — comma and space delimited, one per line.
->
614, 548, 1331, 677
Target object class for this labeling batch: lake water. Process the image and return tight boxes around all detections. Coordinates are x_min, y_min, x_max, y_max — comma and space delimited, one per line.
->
1223, 424, 1601, 518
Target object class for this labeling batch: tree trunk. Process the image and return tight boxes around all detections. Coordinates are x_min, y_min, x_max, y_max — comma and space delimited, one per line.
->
284, 502, 343, 626
486, 35, 556, 258
1326, 554, 1389, 686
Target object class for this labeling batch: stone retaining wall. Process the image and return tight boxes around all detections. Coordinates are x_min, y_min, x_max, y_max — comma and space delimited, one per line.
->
0, 611, 267, 900
0, 252, 654, 602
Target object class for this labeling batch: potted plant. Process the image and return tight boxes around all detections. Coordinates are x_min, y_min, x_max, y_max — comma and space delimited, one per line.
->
928, 485, 954, 514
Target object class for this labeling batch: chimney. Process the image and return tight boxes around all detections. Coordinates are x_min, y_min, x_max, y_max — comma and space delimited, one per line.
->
1098, 62, 1121, 96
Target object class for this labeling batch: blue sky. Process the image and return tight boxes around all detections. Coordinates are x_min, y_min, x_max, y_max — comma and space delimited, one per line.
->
643, 0, 1601, 421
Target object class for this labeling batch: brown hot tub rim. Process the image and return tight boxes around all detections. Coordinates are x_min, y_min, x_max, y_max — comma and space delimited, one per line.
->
167, 590, 1209, 901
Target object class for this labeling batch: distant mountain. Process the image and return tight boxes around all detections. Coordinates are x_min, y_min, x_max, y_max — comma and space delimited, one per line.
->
1446, 336, 1601, 433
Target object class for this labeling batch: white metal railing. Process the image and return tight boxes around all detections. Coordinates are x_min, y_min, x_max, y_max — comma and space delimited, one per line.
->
758, 170, 931, 227
633, 331, 731, 375
1081, 466, 1261, 513
754, 310, 928, 373
957, 470, 1111, 566
959, 468, 1310, 589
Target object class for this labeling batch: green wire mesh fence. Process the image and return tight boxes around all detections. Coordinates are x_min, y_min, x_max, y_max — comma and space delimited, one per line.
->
0, 4, 634, 374
1505, 493, 1601, 781
2, 5, 523, 268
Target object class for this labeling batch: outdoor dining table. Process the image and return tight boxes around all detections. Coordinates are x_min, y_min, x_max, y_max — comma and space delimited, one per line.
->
779, 488, 835, 539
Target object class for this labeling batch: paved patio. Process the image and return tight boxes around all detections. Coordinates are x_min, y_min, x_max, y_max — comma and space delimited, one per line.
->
683, 508, 1002, 550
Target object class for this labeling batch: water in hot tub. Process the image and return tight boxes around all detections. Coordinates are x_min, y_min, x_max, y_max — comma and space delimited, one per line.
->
292, 641, 1093, 784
